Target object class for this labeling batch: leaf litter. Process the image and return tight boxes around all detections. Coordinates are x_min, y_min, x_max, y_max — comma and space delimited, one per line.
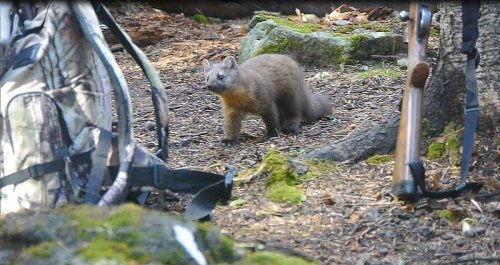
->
107, 2, 499, 264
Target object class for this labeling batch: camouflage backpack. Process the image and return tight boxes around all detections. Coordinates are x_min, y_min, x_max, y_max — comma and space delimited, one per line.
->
0, 1, 232, 219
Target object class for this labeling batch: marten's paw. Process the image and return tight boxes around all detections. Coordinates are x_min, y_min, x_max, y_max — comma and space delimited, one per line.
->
281, 126, 301, 135
254, 131, 277, 143
221, 138, 237, 146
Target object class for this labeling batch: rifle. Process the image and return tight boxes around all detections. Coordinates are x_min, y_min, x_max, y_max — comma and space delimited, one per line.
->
392, 0, 483, 201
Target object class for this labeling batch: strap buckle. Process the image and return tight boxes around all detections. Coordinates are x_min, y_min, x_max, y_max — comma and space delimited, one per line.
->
465, 106, 479, 113
222, 165, 235, 203
152, 164, 169, 189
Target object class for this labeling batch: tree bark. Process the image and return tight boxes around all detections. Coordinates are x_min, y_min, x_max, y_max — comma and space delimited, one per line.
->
305, 1, 499, 162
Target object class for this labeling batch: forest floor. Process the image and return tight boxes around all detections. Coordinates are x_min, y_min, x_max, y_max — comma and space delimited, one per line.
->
109, 3, 499, 264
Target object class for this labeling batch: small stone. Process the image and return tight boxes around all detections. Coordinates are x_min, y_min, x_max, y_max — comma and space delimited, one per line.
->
455, 239, 468, 247
441, 233, 454, 240
378, 246, 390, 256
144, 121, 156, 131
302, 14, 320, 23
397, 58, 408, 69
333, 19, 350, 26
418, 225, 432, 238
392, 208, 414, 220
382, 229, 396, 239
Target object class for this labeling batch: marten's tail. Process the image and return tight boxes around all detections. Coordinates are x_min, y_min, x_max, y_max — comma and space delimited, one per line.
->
303, 93, 332, 122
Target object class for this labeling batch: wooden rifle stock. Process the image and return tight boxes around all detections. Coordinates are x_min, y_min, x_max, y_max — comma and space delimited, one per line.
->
392, 0, 432, 201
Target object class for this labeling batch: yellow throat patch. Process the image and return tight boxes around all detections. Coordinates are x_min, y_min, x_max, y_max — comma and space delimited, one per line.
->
220, 88, 251, 108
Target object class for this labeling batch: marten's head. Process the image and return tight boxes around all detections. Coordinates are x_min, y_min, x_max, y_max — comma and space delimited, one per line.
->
203, 56, 239, 94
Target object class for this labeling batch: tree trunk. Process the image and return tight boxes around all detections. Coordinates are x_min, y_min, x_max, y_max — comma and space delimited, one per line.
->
305, 1, 500, 161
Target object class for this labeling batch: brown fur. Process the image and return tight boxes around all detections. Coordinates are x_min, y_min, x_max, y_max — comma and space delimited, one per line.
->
203, 54, 332, 144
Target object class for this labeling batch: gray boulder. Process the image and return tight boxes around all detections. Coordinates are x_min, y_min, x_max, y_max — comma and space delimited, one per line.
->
240, 17, 405, 66
0, 204, 234, 265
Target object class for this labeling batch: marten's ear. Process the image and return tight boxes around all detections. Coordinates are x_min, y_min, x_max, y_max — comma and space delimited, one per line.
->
222, 56, 238, 70
203, 59, 211, 72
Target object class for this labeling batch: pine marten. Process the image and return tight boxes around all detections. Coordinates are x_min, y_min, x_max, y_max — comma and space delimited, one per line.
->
202, 54, 332, 145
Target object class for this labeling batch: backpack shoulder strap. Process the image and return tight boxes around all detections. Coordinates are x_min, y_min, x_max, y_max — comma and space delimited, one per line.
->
70, 1, 135, 206
92, 2, 170, 161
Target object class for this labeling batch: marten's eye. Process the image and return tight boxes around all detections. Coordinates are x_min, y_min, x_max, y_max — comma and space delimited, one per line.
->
217, 73, 225, 80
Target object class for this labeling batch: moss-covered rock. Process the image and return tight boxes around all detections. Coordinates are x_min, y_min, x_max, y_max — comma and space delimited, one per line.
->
234, 149, 337, 204
240, 17, 405, 66
248, 14, 322, 33
262, 149, 299, 186
0, 204, 239, 265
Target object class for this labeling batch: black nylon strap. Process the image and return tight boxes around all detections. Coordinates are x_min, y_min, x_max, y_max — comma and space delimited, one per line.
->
408, 161, 482, 199
105, 165, 234, 220
84, 129, 113, 203
0, 151, 92, 188
106, 166, 232, 194
459, 53, 480, 183
461, 1, 480, 54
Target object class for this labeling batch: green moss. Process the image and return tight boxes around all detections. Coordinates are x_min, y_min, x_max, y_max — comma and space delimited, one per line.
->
365, 154, 394, 165
254, 14, 322, 33
193, 14, 208, 24
77, 236, 148, 264
302, 158, 339, 178
334, 24, 357, 34
229, 198, 247, 207
430, 26, 440, 38
266, 182, 303, 204
65, 205, 103, 230
427, 142, 446, 159
196, 223, 236, 264
437, 209, 460, 222
328, 45, 348, 65
103, 204, 141, 227
67, 204, 141, 237
349, 34, 369, 50
25, 241, 57, 259
217, 235, 236, 261
421, 118, 436, 136
253, 35, 298, 57
240, 251, 317, 265
360, 23, 390, 32
333, 22, 390, 34
67, 204, 148, 263
446, 134, 461, 166
262, 149, 299, 186
443, 122, 459, 135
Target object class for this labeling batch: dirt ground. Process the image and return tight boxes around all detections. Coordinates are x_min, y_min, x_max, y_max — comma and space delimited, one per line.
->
109, 3, 499, 264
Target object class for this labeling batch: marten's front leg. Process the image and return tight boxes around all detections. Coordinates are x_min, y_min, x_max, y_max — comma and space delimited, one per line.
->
222, 105, 245, 145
